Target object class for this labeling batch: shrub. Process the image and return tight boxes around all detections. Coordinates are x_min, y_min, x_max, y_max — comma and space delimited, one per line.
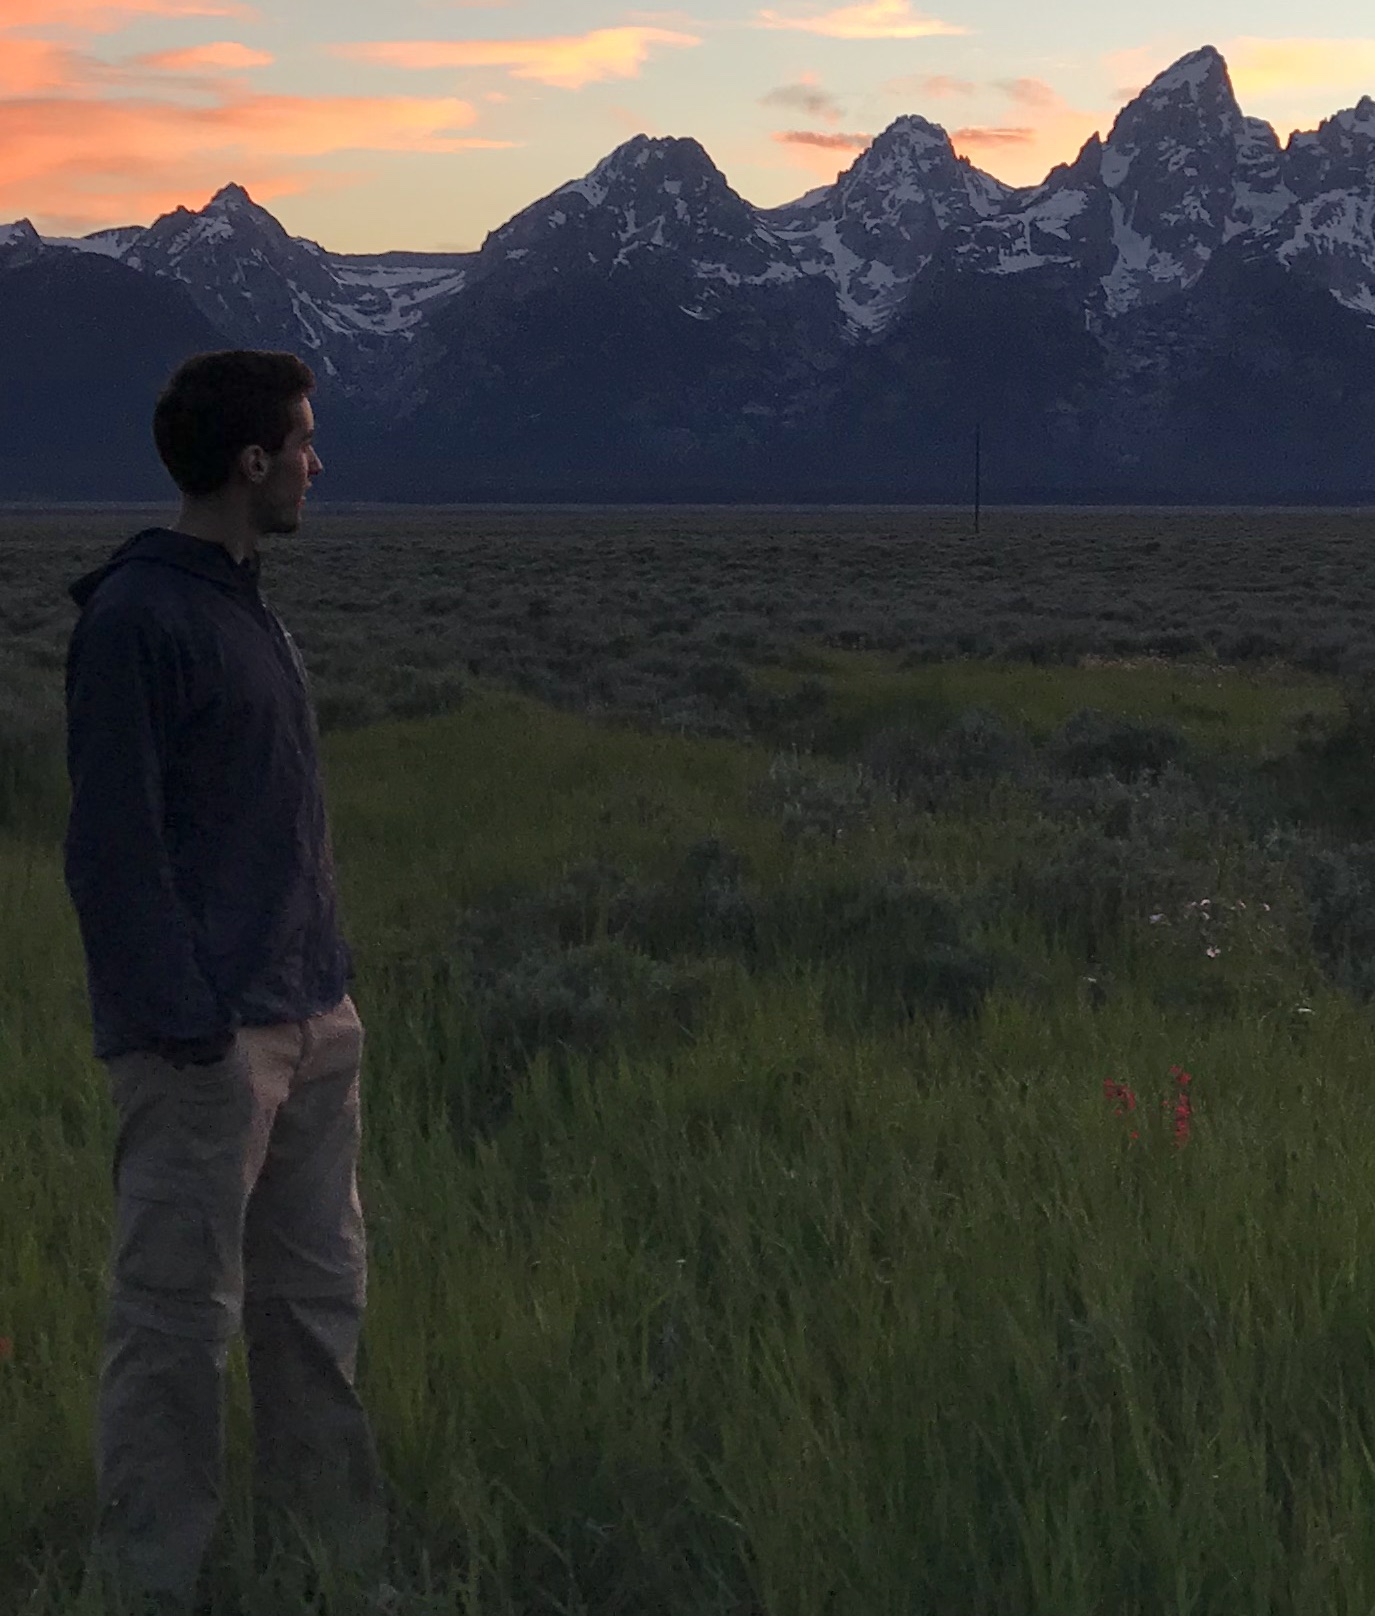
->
997, 829, 1208, 959
1044, 708, 1189, 783
1297, 843, 1375, 1001
313, 683, 387, 733
468, 937, 711, 1068
0, 678, 66, 839
764, 869, 1005, 1024
861, 708, 1032, 809
751, 753, 888, 842
1263, 681, 1375, 837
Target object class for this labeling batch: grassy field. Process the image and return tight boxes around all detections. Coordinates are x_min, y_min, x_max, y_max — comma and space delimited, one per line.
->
7, 508, 1375, 1612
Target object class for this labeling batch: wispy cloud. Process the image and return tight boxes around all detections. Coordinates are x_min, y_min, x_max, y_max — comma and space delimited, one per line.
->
761, 76, 845, 123
336, 26, 701, 91
996, 76, 1060, 111
773, 128, 871, 148
0, 38, 89, 94
950, 124, 1033, 146
135, 40, 273, 71
946, 79, 1102, 185
0, 86, 507, 229
756, 1, 966, 41
0, 0, 253, 27
883, 71, 974, 97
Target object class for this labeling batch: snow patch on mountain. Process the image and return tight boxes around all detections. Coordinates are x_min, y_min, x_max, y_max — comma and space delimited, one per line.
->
763, 116, 1017, 330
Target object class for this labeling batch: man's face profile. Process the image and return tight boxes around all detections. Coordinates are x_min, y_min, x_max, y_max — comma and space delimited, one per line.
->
249, 395, 322, 536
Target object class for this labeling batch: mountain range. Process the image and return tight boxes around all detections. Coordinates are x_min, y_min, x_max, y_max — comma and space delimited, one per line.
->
5, 44, 1375, 501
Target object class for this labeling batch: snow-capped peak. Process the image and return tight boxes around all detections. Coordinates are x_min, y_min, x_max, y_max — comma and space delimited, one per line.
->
204, 182, 258, 216
475, 127, 778, 294
560, 134, 726, 209
1139, 44, 1229, 104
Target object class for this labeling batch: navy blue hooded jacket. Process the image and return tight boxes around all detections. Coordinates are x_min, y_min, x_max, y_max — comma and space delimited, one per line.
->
64, 528, 353, 1063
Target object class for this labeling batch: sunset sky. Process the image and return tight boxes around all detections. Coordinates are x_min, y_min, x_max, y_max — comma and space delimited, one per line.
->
3, 0, 1375, 253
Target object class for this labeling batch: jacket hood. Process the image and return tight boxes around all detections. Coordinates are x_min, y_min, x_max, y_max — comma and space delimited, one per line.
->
69, 527, 262, 610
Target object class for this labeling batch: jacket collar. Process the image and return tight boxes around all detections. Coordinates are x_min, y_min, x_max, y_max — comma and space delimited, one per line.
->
69, 527, 262, 609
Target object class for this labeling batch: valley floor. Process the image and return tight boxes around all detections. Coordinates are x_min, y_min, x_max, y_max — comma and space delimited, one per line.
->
5, 509, 1375, 1612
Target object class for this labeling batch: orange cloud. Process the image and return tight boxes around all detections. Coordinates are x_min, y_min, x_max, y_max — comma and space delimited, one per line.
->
952, 80, 1102, 187
136, 41, 273, 71
773, 128, 871, 149
1106, 38, 1375, 117
997, 77, 1060, 111
1227, 36, 1375, 92
883, 72, 974, 97
950, 125, 1033, 146
0, 0, 252, 26
757, 1, 966, 40
337, 26, 701, 90
0, 91, 506, 230
0, 38, 88, 93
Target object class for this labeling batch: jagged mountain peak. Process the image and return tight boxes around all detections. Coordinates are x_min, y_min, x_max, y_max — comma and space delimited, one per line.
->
1141, 44, 1229, 102
870, 114, 952, 152
133, 184, 291, 264
1111, 45, 1244, 148
760, 110, 1013, 335
205, 181, 258, 215
828, 113, 1013, 228
1283, 92, 1375, 193
477, 128, 768, 282
0, 217, 45, 268
562, 133, 729, 210
1308, 96, 1375, 149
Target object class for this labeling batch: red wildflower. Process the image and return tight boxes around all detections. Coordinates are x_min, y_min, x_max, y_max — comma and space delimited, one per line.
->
0, 1338, 12, 1363
1103, 1078, 1138, 1115
1171, 1066, 1194, 1147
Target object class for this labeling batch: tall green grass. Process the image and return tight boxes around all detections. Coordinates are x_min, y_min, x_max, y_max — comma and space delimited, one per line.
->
6, 671, 1375, 1614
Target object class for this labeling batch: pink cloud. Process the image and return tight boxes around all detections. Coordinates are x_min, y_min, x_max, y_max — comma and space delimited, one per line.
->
772, 128, 871, 149
952, 78, 1103, 185
756, 1, 966, 40
337, 26, 701, 91
136, 41, 273, 71
950, 125, 1034, 146
996, 77, 1061, 110
883, 72, 974, 97
0, 38, 89, 94
0, 0, 253, 27
0, 90, 509, 230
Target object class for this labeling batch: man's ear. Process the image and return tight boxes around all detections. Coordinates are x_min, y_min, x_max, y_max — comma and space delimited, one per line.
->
240, 444, 269, 484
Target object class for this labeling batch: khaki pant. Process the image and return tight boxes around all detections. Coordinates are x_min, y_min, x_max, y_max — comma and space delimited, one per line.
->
91, 994, 386, 1611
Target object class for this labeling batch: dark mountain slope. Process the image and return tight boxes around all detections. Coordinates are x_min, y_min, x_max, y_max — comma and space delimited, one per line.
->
789, 261, 1107, 499
0, 253, 227, 499
381, 255, 842, 498
1101, 246, 1375, 497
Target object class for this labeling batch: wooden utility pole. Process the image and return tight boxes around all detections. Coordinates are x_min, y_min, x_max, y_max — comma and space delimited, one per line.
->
973, 422, 983, 536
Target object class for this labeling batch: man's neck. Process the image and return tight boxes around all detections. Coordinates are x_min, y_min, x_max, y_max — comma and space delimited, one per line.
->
171, 501, 260, 567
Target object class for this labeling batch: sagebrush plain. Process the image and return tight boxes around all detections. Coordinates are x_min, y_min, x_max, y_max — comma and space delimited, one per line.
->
7, 505, 1375, 1614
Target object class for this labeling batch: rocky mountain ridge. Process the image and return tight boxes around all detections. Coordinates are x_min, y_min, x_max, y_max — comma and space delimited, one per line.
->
8, 45, 1375, 377
5, 44, 1375, 499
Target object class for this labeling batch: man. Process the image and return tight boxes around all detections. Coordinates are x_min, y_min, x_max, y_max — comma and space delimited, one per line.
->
64, 350, 386, 1612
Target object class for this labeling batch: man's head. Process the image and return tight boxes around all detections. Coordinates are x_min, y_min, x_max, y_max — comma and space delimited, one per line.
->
154, 350, 322, 535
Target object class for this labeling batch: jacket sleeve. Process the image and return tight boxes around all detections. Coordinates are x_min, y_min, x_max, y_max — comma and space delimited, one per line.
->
63, 602, 237, 1049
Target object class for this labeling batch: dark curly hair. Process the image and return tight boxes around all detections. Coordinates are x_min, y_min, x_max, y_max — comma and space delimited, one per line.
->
153, 350, 315, 496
